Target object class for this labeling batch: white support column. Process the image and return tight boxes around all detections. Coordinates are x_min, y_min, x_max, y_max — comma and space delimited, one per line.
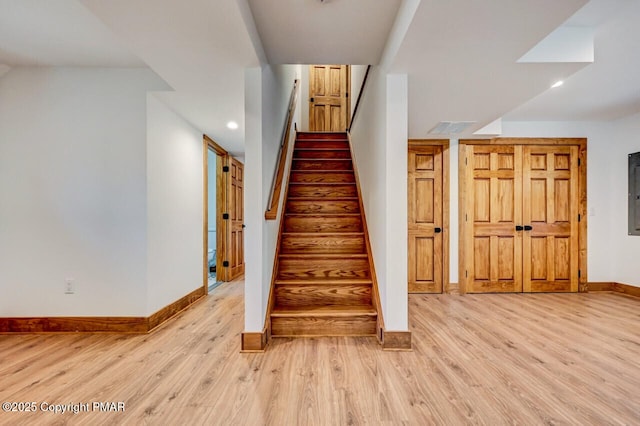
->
244, 66, 264, 331
384, 73, 409, 331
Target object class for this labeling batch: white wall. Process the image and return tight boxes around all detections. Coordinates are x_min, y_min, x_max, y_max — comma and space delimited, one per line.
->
244, 64, 301, 332
146, 94, 204, 315
0, 67, 168, 316
606, 113, 640, 286
350, 65, 369, 119
350, 66, 409, 331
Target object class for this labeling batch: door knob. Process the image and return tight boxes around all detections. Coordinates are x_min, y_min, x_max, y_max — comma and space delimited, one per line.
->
515, 225, 524, 231
524, 225, 533, 231
435, 227, 442, 233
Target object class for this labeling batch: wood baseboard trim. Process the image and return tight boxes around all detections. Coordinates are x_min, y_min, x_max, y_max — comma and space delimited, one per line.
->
241, 328, 268, 352
610, 282, 640, 298
0, 286, 206, 334
382, 330, 412, 351
589, 282, 640, 298
0, 316, 148, 333
587, 282, 615, 291
445, 282, 460, 294
148, 287, 206, 332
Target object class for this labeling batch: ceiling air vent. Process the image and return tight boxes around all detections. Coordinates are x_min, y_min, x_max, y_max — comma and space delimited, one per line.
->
428, 121, 475, 135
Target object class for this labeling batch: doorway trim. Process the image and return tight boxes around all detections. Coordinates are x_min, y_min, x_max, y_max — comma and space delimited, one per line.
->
458, 137, 587, 294
408, 139, 450, 293
203, 134, 229, 293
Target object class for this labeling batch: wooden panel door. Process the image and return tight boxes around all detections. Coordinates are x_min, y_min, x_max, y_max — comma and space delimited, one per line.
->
309, 65, 349, 132
522, 146, 579, 292
228, 158, 244, 280
408, 145, 443, 293
464, 145, 523, 293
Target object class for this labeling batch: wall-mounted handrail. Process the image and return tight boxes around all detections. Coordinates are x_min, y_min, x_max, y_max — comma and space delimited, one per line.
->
265, 79, 300, 220
347, 65, 371, 132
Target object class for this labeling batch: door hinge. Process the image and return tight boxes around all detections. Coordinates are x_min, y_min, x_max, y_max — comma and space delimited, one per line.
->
222, 213, 229, 220
465, 270, 468, 278
465, 213, 468, 222
578, 269, 581, 278
465, 157, 468, 165
345, 92, 348, 98
223, 261, 229, 267
223, 165, 229, 172
578, 214, 581, 222
578, 158, 581, 166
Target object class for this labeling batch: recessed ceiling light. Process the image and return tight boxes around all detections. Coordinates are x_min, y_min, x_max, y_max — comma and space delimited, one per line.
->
551, 80, 564, 88
226, 121, 238, 130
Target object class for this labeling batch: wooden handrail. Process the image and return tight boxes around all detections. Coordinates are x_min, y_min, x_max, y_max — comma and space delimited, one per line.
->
265, 79, 300, 220
347, 65, 371, 132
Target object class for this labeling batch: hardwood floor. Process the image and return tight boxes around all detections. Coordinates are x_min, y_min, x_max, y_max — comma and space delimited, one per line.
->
1, 281, 639, 425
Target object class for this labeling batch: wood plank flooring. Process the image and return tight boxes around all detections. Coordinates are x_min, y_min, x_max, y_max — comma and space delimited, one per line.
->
1, 282, 639, 425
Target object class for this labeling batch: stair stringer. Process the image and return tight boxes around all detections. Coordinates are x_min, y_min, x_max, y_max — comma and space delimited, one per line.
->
346, 132, 385, 344
262, 129, 298, 345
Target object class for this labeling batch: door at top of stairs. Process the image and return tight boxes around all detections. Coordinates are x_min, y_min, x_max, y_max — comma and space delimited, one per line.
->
309, 65, 350, 132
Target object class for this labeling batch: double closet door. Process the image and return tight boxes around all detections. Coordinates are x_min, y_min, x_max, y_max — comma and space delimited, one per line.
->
461, 144, 580, 293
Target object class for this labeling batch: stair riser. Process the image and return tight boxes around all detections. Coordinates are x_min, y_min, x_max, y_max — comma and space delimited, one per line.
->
280, 235, 365, 254
295, 141, 349, 150
286, 200, 359, 214
292, 160, 352, 171
289, 172, 355, 183
275, 285, 372, 307
271, 316, 377, 336
294, 150, 351, 159
287, 184, 357, 198
296, 132, 348, 140
277, 258, 370, 279
284, 216, 362, 233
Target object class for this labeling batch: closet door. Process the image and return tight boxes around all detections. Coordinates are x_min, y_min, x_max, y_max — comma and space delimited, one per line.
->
522, 146, 579, 292
464, 145, 523, 293
408, 144, 444, 293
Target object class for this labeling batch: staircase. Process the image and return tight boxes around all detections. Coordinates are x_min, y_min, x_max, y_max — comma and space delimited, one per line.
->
270, 132, 378, 337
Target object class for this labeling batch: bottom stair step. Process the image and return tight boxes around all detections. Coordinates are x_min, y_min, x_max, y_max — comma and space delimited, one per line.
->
271, 305, 377, 337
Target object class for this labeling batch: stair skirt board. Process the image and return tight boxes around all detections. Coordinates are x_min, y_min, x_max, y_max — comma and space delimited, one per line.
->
268, 132, 380, 338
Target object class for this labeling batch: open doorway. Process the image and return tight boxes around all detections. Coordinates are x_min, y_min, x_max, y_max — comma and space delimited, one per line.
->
203, 135, 245, 293
206, 147, 220, 290
204, 135, 227, 293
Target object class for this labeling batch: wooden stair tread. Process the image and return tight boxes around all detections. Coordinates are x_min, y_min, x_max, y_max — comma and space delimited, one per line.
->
294, 147, 350, 151
285, 213, 360, 217
292, 158, 352, 161
271, 305, 376, 317
287, 197, 359, 201
279, 253, 367, 259
295, 138, 348, 142
282, 232, 363, 236
275, 278, 372, 285
288, 182, 355, 186
292, 169, 353, 174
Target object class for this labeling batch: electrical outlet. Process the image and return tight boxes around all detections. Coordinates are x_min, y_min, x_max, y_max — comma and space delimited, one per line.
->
65, 279, 75, 294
